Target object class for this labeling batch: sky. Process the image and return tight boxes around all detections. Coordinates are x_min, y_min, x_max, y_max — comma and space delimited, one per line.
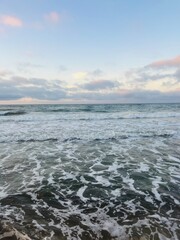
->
0, 0, 180, 104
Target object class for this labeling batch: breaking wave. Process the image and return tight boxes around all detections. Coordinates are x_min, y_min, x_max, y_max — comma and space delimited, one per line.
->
0, 111, 27, 116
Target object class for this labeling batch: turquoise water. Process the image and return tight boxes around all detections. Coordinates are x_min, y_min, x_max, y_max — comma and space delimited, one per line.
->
0, 104, 179, 239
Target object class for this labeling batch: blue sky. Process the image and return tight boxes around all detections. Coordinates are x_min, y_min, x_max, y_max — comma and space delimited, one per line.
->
0, 0, 180, 103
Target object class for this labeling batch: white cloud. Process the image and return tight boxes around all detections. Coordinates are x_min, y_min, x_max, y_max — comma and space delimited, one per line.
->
0, 76, 66, 100
73, 71, 88, 80
0, 56, 180, 103
148, 55, 180, 68
0, 15, 23, 27
80, 79, 120, 91
45, 12, 60, 24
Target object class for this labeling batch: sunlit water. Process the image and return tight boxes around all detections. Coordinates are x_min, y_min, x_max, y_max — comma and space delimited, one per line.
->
0, 104, 179, 240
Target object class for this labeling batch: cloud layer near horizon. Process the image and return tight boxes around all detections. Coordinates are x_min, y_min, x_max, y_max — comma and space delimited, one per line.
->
0, 75, 179, 103
0, 77, 66, 101
0, 74, 179, 104
0, 55, 179, 103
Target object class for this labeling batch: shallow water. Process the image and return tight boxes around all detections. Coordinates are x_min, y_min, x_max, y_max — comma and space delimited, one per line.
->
0, 104, 180, 239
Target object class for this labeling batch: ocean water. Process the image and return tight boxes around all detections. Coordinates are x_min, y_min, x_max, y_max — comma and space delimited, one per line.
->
0, 103, 179, 240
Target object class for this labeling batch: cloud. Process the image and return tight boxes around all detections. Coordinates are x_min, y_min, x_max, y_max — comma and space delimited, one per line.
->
174, 68, 180, 82
125, 90, 180, 103
148, 55, 180, 68
0, 55, 180, 103
0, 69, 13, 77
0, 73, 179, 103
134, 70, 175, 82
73, 71, 88, 80
45, 12, 60, 24
0, 76, 66, 100
122, 63, 180, 90
89, 69, 103, 77
80, 80, 120, 91
70, 89, 180, 103
0, 15, 23, 27
73, 69, 104, 80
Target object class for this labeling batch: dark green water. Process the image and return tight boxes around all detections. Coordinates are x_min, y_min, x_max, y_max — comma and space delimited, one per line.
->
0, 104, 179, 239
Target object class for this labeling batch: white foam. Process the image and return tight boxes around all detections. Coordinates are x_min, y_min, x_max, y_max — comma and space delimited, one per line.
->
95, 176, 111, 187
111, 188, 121, 197
76, 185, 88, 202
170, 196, 180, 205
80, 176, 89, 184
151, 176, 164, 202
47, 173, 55, 184
32, 220, 46, 231
138, 162, 149, 172
122, 175, 145, 195
108, 162, 119, 173
103, 220, 128, 238
168, 155, 180, 163
145, 195, 154, 204
0, 186, 8, 199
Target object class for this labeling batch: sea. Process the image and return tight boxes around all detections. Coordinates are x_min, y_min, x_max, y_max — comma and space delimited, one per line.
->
0, 103, 179, 240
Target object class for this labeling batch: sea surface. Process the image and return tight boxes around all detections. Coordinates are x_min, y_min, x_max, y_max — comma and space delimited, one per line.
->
0, 104, 179, 240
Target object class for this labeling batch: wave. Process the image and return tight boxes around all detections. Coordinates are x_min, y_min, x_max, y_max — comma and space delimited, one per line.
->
141, 133, 173, 138
17, 138, 58, 143
63, 137, 82, 142
0, 108, 13, 112
0, 133, 173, 144
91, 133, 173, 142
78, 115, 180, 121
117, 115, 180, 120
93, 136, 128, 141
49, 109, 71, 113
45, 109, 108, 113
0, 111, 27, 116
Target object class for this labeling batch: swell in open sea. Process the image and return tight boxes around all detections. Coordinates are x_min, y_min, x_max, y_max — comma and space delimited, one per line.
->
0, 103, 179, 240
